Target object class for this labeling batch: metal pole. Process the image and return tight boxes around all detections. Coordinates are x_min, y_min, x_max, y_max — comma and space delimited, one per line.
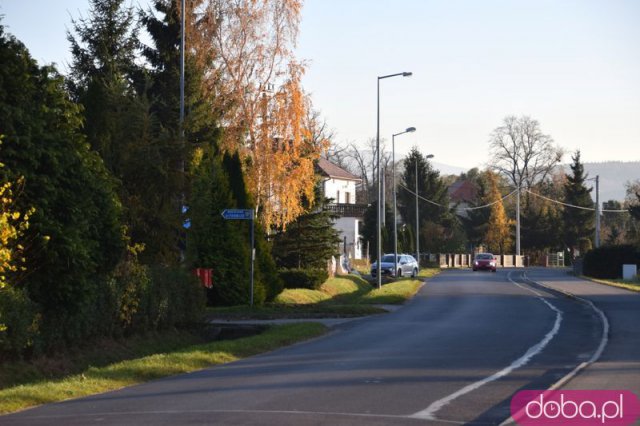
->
392, 134, 397, 277
516, 186, 521, 256
415, 160, 419, 265
250, 215, 255, 306
180, 0, 185, 135
376, 78, 382, 289
595, 175, 600, 248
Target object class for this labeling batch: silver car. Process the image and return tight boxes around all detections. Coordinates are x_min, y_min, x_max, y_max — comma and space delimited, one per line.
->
371, 254, 419, 278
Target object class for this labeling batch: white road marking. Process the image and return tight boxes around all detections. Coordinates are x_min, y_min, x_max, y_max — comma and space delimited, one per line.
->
500, 271, 610, 426
410, 271, 563, 420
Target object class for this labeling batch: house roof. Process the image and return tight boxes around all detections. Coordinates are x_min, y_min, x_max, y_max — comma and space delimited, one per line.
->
448, 180, 478, 202
317, 157, 362, 182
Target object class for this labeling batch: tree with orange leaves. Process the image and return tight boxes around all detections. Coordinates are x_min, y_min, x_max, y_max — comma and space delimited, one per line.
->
204, 0, 326, 229
484, 171, 513, 254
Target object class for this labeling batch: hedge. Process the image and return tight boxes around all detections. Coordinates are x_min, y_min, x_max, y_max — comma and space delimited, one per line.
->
583, 245, 640, 279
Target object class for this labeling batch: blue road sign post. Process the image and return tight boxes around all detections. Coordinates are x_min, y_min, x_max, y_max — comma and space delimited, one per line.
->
221, 209, 255, 306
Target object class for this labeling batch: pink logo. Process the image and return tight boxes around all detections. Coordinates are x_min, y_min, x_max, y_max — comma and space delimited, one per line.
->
511, 390, 640, 425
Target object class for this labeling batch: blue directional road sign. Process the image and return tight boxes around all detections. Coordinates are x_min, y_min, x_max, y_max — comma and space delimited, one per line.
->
221, 209, 253, 220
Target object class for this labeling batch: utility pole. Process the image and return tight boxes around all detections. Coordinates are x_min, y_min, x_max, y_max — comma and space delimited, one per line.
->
595, 175, 600, 248
516, 186, 521, 256
415, 160, 419, 265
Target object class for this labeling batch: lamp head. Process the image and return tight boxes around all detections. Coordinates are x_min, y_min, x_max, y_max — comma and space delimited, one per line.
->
402, 72, 412, 77
406, 127, 416, 133
426, 154, 434, 159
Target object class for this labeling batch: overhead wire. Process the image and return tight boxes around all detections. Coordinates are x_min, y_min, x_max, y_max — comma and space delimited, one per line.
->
395, 184, 631, 214
524, 189, 630, 213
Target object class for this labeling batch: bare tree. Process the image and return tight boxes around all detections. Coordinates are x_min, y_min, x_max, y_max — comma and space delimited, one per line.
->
489, 115, 564, 190
489, 115, 564, 254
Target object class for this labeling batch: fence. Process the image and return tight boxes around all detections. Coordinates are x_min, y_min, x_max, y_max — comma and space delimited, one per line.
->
433, 254, 526, 268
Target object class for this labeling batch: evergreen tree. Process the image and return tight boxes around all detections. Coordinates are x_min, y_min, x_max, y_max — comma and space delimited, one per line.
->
272, 198, 341, 270
187, 147, 258, 305
397, 148, 458, 254
563, 151, 594, 257
359, 202, 394, 262
0, 26, 124, 350
460, 170, 490, 250
67, 0, 185, 264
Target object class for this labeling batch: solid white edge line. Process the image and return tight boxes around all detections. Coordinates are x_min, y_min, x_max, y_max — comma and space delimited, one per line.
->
410, 271, 563, 420
499, 271, 610, 426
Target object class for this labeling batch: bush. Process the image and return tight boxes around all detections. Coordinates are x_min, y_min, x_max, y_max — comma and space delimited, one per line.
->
583, 245, 640, 279
278, 268, 329, 290
0, 288, 39, 359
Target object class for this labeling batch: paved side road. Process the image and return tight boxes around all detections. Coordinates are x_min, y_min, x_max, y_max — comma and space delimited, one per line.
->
525, 268, 640, 394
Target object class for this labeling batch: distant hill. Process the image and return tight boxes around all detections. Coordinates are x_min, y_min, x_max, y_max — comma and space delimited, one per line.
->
432, 161, 467, 176
563, 161, 640, 202
434, 160, 639, 203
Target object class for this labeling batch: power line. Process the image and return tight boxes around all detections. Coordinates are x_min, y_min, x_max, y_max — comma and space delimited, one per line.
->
460, 189, 518, 211
396, 183, 630, 214
396, 184, 517, 211
524, 189, 630, 213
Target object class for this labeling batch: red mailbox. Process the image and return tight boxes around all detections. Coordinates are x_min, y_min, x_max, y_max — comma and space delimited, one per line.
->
193, 268, 213, 288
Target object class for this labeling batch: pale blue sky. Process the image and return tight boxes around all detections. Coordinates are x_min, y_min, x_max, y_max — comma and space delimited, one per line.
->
2, 0, 639, 169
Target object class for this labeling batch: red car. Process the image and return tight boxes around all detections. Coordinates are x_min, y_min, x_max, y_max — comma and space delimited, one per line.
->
473, 253, 497, 272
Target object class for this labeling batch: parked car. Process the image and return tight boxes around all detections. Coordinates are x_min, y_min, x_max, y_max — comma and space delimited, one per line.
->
472, 253, 497, 272
371, 254, 419, 278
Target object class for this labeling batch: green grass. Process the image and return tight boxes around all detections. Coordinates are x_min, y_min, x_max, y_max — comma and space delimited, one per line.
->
582, 275, 640, 293
0, 323, 326, 414
360, 279, 424, 304
418, 268, 440, 279
206, 269, 440, 320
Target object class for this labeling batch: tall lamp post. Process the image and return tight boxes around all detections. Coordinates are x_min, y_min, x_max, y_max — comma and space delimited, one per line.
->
415, 154, 434, 266
392, 127, 416, 277
376, 72, 412, 289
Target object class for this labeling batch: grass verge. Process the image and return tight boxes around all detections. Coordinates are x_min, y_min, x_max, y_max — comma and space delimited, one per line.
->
581, 275, 640, 293
207, 269, 440, 320
0, 323, 326, 415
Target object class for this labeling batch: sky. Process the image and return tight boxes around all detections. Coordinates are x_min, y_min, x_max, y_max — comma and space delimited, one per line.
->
1, 0, 639, 170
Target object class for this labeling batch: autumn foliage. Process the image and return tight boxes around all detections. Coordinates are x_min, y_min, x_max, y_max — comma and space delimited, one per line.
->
484, 171, 513, 253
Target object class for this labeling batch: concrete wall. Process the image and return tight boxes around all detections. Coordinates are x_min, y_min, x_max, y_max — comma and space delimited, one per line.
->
437, 254, 525, 268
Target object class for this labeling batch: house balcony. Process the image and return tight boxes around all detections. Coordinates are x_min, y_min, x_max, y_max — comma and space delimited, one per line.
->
326, 203, 368, 218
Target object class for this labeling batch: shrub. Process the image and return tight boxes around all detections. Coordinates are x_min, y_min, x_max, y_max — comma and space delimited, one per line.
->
136, 266, 205, 330
583, 245, 640, 279
278, 268, 329, 290
0, 287, 39, 359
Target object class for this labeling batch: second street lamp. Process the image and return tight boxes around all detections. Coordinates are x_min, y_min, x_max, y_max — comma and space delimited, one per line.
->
376, 71, 412, 289
392, 127, 416, 277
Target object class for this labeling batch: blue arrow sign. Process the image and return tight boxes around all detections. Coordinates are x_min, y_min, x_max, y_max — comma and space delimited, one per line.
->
221, 209, 254, 220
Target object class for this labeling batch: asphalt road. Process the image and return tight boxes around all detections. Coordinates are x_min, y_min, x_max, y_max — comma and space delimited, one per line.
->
2, 268, 637, 426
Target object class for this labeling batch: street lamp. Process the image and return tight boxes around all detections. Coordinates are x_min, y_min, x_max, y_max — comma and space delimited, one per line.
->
377, 72, 412, 289
392, 127, 416, 277
415, 154, 434, 266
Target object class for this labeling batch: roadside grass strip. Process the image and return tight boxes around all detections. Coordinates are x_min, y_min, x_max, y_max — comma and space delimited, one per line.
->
360, 279, 424, 305
580, 275, 640, 293
0, 323, 327, 415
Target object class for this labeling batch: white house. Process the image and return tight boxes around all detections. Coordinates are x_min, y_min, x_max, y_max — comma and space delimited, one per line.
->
316, 158, 367, 260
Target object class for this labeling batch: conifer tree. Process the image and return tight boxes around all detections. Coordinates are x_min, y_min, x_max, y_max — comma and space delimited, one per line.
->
562, 151, 594, 257
0, 26, 124, 349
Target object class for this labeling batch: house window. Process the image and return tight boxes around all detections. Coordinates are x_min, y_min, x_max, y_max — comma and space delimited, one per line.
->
345, 192, 351, 204
336, 190, 340, 203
